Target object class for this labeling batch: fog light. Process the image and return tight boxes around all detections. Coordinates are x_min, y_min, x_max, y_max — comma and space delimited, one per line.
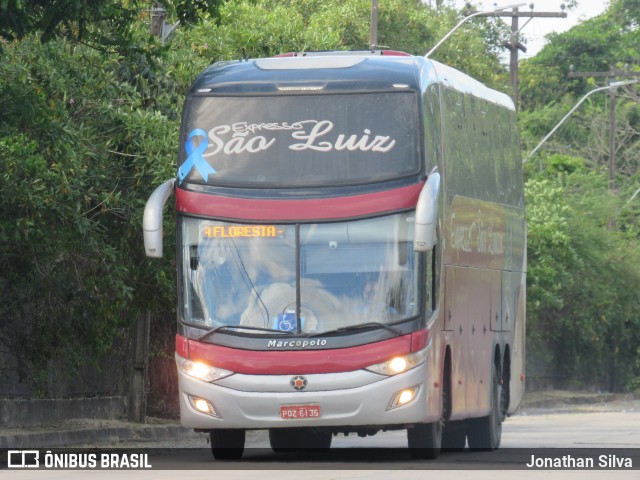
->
398, 389, 414, 404
387, 386, 419, 410
188, 396, 218, 417
194, 398, 211, 413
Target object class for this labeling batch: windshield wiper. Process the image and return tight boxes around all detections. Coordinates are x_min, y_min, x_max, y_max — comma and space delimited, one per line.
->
309, 322, 403, 338
198, 324, 294, 342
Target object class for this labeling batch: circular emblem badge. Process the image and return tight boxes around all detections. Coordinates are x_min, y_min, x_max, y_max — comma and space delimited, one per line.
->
290, 375, 308, 391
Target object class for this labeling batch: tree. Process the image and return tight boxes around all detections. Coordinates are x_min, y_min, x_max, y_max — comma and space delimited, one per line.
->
0, 0, 141, 51
519, 0, 640, 111
0, 1, 225, 54
162, 0, 508, 89
525, 158, 640, 390
519, 0, 640, 391
0, 31, 178, 396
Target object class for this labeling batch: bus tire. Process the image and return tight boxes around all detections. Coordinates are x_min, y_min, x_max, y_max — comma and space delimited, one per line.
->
442, 421, 466, 451
466, 363, 502, 450
301, 430, 332, 450
407, 421, 442, 459
269, 428, 298, 452
210, 429, 245, 460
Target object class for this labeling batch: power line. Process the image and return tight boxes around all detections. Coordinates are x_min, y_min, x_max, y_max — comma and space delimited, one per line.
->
568, 67, 640, 191
475, 7, 567, 109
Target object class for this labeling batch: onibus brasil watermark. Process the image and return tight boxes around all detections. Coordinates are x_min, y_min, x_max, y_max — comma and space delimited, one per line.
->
7, 450, 152, 469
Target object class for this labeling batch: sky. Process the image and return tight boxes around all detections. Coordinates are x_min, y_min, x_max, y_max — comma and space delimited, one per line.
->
454, 0, 610, 58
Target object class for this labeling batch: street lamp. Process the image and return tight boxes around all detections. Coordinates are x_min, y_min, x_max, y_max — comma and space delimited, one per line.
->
626, 186, 640, 207
425, 3, 526, 59
523, 79, 639, 164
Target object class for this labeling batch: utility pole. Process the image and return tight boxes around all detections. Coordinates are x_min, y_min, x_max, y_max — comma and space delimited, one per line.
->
129, 311, 150, 423
568, 67, 640, 191
507, 8, 526, 107
474, 7, 567, 108
370, 0, 379, 50
150, 2, 180, 44
150, 2, 165, 38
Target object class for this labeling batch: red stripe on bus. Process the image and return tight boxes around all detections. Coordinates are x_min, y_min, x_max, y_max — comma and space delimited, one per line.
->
410, 329, 428, 352
179, 334, 412, 375
176, 183, 424, 221
176, 334, 189, 358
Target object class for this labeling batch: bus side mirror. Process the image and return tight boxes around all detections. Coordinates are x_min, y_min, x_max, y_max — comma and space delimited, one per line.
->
414, 172, 440, 252
143, 178, 176, 258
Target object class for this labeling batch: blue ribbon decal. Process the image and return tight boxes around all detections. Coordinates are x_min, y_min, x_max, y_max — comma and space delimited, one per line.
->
178, 129, 216, 183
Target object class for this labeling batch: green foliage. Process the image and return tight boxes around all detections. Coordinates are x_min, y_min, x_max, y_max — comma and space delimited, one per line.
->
0, 35, 178, 394
518, 0, 640, 391
0, 1, 225, 55
525, 161, 640, 390
161, 0, 508, 89
519, 0, 640, 111
0, 0, 142, 53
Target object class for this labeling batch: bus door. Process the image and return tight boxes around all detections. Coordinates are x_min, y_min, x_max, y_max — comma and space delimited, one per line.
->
444, 265, 494, 419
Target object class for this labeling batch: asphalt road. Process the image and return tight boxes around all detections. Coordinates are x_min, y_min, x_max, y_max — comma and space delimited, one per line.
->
6, 398, 640, 479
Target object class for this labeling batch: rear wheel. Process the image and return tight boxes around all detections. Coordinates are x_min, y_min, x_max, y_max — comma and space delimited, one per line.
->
442, 421, 466, 451
302, 429, 332, 450
466, 363, 502, 450
407, 421, 442, 459
210, 429, 245, 460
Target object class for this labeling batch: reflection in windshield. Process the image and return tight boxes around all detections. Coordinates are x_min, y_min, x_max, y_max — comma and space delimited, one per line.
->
179, 93, 419, 187
180, 214, 418, 335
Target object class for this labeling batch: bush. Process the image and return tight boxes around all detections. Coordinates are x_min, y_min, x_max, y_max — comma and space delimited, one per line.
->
525, 158, 640, 390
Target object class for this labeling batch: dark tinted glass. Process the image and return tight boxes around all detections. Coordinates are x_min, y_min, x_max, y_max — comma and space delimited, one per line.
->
178, 93, 420, 187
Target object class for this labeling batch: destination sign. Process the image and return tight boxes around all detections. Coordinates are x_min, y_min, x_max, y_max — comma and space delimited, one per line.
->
202, 225, 284, 239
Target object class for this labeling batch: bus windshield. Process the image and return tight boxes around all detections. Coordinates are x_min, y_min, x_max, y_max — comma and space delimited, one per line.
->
180, 213, 419, 335
179, 93, 420, 187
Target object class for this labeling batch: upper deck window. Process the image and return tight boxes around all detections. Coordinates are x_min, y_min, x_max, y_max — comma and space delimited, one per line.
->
178, 92, 420, 188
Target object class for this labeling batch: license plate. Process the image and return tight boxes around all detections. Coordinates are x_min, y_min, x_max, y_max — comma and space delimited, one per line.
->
280, 404, 321, 419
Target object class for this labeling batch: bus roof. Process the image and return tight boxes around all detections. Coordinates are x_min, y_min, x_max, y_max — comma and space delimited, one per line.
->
189, 53, 422, 95
188, 52, 513, 110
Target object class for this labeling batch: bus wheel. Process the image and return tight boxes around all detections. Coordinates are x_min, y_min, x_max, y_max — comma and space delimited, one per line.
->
466, 363, 502, 450
269, 428, 299, 452
301, 430, 332, 450
442, 421, 466, 451
209, 429, 245, 460
407, 421, 442, 459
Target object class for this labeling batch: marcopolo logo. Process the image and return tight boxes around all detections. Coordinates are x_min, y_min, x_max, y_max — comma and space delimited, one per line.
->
267, 339, 328, 349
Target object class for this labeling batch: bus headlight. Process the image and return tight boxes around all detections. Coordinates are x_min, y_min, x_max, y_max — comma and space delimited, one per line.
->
364, 346, 429, 376
176, 354, 234, 382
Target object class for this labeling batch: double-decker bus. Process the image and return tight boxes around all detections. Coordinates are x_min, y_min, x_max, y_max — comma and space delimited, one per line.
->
143, 50, 526, 460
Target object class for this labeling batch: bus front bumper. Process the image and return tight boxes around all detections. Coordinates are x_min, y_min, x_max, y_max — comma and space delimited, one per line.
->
177, 363, 434, 430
